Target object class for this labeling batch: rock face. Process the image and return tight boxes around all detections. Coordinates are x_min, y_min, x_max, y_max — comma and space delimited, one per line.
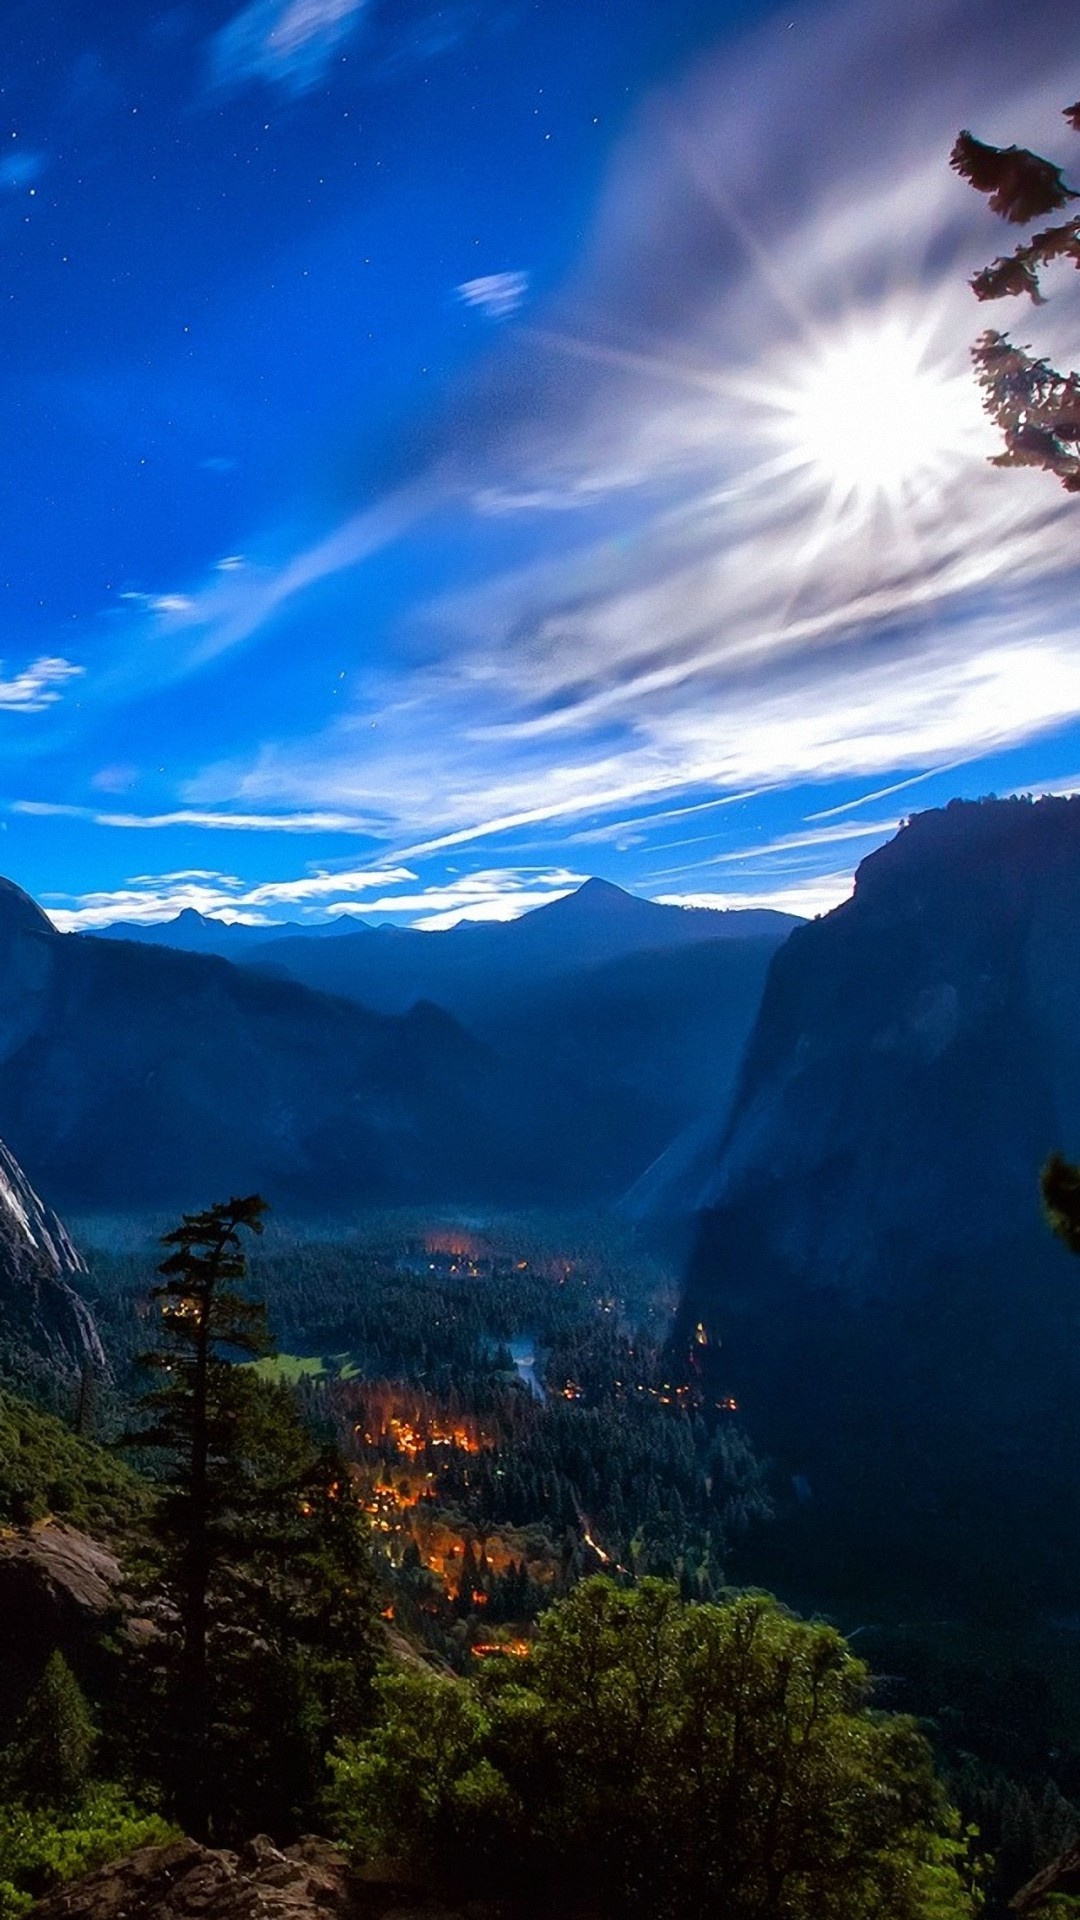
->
678, 798, 1080, 1606
684, 796, 1080, 1303
0, 1109, 103, 1373
30, 1835, 474, 1920
0, 1522, 125, 1639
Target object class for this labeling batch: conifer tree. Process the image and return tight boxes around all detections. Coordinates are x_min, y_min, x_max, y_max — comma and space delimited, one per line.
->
9, 1652, 96, 1808
952, 110, 1080, 488
132, 1194, 269, 1837
131, 1194, 379, 1842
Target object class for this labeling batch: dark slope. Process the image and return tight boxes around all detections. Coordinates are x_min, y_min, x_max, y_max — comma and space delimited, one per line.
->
241, 879, 800, 1021
0, 887, 541, 1212
482, 935, 785, 1190
4, 878, 780, 1214
677, 797, 1080, 1607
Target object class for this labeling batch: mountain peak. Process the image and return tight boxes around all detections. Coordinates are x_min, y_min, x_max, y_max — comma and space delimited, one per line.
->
539, 878, 641, 917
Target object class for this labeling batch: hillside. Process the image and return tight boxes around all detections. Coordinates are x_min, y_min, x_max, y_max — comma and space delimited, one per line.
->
0, 881, 526, 1213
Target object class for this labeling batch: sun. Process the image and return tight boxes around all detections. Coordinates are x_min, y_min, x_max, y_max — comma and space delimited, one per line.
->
764, 313, 985, 510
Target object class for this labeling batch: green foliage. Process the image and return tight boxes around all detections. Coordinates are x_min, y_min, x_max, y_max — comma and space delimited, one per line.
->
952, 111, 1080, 490
330, 1578, 979, 1920
0, 1784, 175, 1910
4, 1655, 96, 1809
0, 1388, 148, 1535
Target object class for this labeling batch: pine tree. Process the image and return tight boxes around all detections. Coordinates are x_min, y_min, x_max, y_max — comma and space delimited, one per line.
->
952, 109, 1080, 488
131, 1195, 379, 1841
9, 1652, 96, 1808
131, 1194, 269, 1837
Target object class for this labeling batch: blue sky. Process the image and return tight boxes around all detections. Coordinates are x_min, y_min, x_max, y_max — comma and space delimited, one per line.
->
2, 0, 1079, 931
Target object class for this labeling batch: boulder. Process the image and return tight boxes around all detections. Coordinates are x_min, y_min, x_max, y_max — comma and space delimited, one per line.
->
29, 1836, 479, 1920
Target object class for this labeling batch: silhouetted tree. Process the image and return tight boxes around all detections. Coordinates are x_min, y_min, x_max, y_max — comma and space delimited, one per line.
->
131, 1194, 269, 1836
952, 110, 1080, 488
131, 1195, 379, 1841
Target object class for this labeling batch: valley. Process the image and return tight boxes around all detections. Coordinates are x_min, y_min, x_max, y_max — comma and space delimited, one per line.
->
5, 799, 1080, 1914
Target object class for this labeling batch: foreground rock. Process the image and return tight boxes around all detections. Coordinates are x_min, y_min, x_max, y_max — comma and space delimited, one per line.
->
0, 1522, 125, 1638
31, 1835, 491, 1920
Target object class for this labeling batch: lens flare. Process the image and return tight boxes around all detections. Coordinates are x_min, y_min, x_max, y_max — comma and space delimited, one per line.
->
767, 314, 987, 509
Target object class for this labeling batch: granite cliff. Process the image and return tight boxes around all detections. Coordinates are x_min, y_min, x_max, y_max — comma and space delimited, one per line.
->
678, 797, 1080, 1605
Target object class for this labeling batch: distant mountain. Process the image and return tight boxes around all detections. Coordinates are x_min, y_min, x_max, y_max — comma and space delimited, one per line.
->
92, 908, 366, 956
479, 936, 788, 1193
240, 879, 801, 1022
0, 874, 792, 1215
0, 874, 791, 1216
675, 796, 1080, 1607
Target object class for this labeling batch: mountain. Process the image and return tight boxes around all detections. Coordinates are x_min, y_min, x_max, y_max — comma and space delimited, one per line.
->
13, 878, 797, 1214
0, 874, 790, 1216
239, 879, 801, 1022
91, 908, 365, 957
479, 935, 788, 1194
676, 796, 1080, 1607
0, 881, 543, 1213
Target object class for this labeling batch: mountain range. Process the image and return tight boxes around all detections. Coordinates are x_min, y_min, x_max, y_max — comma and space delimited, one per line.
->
94, 879, 797, 1021
0, 878, 795, 1215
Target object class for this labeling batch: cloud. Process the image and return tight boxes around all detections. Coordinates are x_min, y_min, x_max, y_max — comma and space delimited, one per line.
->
652, 817, 903, 878
168, 0, 1080, 880
11, 802, 383, 834
43, 863, 584, 933
657, 874, 854, 920
208, 0, 368, 96
457, 272, 530, 320
0, 658, 82, 712
0, 149, 45, 191
109, 489, 420, 682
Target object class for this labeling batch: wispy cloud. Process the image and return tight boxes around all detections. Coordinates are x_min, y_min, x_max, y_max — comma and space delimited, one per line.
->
653, 816, 902, 878
12, 802, 383, 834
457, 272, 530, 320
0, 658, 82, 713
208, 0, 368, 95
169, 0, 1080, 880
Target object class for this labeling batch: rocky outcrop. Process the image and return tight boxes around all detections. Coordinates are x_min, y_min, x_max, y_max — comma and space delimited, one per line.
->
0, 1123, 102, 1374
677, 798, 1080, 1606
684, 796, 1080, 1307
1011, 1840, 1080, 1911
0, 1522, 125, 1641
30, 1835, 476, 1920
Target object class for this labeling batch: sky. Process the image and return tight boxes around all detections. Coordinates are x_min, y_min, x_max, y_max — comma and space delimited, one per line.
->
1, 0, 1079, 932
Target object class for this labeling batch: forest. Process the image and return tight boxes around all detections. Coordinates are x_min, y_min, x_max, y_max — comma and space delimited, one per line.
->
0, 1198, 1067, 1916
